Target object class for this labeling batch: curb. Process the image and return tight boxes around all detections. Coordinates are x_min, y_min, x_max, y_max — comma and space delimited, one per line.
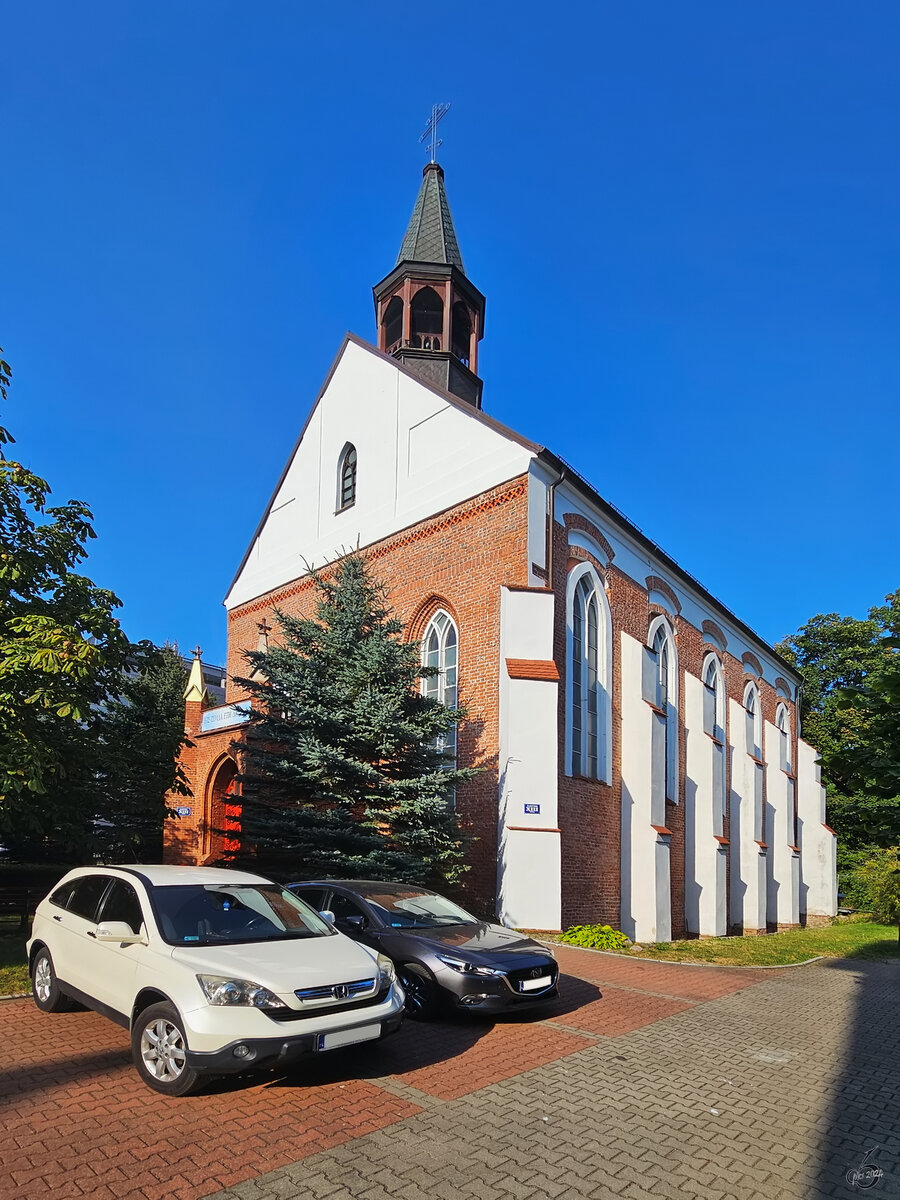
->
0, 992, 31, 1001
543, 941, 825, 970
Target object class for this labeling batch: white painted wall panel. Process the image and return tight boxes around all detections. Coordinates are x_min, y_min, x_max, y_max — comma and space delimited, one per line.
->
497, 587, 561, 930
797, 738, 838, 917
728, 697, 767, 933
765, 719, 800, 926
226, 341, 535, 608
620, 631, 670, 943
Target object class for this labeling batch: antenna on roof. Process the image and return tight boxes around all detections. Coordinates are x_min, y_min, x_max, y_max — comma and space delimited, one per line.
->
420, 103, 451, 163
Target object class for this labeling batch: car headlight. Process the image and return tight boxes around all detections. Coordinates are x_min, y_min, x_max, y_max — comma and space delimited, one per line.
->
436, 954, 504, 978
197, 974, 288, 1010
376, 953, 396, 989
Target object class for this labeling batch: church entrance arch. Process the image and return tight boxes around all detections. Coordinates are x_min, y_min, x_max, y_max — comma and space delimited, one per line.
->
204, 756, 241, 861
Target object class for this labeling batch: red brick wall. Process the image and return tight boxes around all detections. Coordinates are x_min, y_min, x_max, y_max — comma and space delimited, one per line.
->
168, 474, 531, 915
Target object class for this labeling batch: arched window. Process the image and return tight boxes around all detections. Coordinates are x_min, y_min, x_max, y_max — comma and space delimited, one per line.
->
744, 681, 764, 842
410, 286, 444, 351
703, 655, 725, 741
382, 295, 403, 352
703, 654, 727, 832
451, 301, 471, 365
337, 444, 357, 511
744, 681, 761, 758
567, 564, 612, 782
776, 703, 791, 771
421, 610, 459, 772
647, 616, 679, 803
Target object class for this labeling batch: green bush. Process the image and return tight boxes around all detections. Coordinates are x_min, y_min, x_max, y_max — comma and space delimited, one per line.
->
857, 848, 900, 925
559, 923, 631, 951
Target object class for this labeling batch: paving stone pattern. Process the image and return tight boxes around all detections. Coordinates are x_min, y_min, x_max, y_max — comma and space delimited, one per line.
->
2, 948, 897, 1199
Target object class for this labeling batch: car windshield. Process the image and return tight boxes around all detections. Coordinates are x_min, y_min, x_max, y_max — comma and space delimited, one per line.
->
358, 887, 477, 928
153, 884, 333, 946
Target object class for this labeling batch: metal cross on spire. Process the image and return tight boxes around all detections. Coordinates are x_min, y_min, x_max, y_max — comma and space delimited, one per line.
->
420, 103, 451, 163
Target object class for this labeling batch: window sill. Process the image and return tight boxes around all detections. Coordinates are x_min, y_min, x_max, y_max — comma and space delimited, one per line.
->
755, 839, 768, 849
789, 844, 801, 854
781, 768, 796, 780
748, 753, 764, 766
713, 835, 729, 845
651, 824, 673, 836
335, 503, 356, 515
643, 699, 667, 718
705, 731, 725, 747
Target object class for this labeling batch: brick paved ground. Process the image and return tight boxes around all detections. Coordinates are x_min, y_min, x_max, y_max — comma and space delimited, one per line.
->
2, 949, 898, 1199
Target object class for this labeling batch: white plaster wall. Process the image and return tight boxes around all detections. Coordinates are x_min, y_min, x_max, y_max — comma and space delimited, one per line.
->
684, 673, 726, 936
526, 462, 554, 587
496, 587, 561, 930
765, 719, 800, 926
728, 697, 767, 933
227, 340, 535, 608
620, 631, 671, 943
797, 738, 838, 917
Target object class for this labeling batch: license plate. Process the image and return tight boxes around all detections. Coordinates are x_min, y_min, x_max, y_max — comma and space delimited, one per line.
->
316, 1024, 381, 1052
520, 976, 552, 992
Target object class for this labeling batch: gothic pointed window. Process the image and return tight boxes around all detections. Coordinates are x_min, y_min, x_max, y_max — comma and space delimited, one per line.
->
776, 703, 791, 771
338, 444, 357, 511
567, 564, 612, 782
744, 681, 764, 842
646, 616, 679, 806
703, 654, 727, 833
421, 610, 459, 783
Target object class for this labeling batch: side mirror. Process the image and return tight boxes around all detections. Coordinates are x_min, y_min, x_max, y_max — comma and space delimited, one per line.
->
95, 921, 146, 944
344, 914, 367, 932
319, 910, 336, 926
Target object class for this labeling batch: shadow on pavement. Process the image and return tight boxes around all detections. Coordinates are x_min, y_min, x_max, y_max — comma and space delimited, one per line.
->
815, 950, 900, 1196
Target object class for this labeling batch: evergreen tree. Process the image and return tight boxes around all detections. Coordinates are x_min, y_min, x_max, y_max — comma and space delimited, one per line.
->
86, 643, 193, 861
232, 554, 477, 883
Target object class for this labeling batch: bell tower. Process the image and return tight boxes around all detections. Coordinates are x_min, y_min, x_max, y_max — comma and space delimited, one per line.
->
373, 161, 486, 409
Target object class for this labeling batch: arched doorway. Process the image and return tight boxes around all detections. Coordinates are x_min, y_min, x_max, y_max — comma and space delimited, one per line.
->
204, 757, 241, 861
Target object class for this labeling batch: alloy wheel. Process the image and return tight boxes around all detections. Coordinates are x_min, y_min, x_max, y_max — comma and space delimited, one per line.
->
34, 956, 52, 1004
140, 1018, 187, 1082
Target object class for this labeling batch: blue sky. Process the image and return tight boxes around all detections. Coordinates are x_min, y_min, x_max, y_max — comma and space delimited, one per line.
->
2, 2, 898, 666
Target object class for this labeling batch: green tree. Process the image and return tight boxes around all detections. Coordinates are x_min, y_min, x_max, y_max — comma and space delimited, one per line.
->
84, 643, 192, 861
0, 351, 129, 846
232, 554, 478, 883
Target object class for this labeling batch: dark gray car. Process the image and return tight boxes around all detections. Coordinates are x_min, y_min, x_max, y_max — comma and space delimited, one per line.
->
288, 880, 559, 1019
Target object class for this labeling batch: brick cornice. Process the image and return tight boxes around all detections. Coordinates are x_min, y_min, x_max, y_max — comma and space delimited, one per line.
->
231, 475, 529, 619
563, 513, 615, 563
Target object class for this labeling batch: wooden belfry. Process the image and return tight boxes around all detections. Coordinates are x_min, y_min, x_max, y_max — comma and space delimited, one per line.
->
372, 105, 486, 409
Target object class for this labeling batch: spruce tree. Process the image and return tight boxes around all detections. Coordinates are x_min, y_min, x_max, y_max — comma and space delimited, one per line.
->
232, 554, 477, 883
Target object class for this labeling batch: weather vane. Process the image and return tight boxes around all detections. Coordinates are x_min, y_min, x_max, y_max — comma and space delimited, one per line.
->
420, 103, 451, 163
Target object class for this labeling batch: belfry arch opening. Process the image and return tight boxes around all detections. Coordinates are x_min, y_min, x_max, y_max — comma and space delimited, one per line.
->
382, 295, 403, 353
410, 286, 443, 350
451, 301, 472, 365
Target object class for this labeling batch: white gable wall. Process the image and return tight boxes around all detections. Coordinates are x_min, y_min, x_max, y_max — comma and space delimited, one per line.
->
226, 340, 535, 609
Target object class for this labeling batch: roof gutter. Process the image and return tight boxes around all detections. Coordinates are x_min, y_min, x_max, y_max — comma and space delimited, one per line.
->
537, 448, 801, 683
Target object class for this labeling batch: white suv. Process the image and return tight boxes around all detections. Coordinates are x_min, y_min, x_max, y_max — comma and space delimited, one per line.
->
27, 865, 405, 1095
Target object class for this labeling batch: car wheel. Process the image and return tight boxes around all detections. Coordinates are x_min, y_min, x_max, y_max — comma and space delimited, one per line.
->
397, 964, 443, 1020
31, 948, 75, 1014
131, 1002, 204, 1097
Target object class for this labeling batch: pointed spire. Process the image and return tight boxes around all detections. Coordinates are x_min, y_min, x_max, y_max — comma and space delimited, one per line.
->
396, 162, 465, 271
183, 652, 209, 704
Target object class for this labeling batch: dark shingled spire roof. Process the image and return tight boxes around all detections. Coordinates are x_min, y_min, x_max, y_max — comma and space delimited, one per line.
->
396, 162, 465, 272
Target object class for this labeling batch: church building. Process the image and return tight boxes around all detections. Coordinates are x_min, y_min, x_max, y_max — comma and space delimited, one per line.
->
165, 160, 837, 941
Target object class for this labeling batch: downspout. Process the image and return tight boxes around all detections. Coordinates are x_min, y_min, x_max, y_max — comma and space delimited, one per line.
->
545, 464, 565, 589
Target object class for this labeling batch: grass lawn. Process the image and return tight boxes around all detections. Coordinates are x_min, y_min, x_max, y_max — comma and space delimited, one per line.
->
0, 936, 30, 995
577, 919, 900, 966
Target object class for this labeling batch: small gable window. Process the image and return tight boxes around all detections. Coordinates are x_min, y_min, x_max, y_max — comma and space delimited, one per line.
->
338, 444, 357, 511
